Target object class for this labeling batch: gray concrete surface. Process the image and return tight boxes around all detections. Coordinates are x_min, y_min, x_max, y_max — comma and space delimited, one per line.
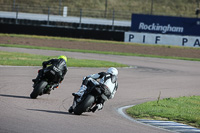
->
0, 47, 200, 133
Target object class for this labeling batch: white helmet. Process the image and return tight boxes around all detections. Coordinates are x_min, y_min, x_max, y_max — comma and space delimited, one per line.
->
107, 67, 118, 76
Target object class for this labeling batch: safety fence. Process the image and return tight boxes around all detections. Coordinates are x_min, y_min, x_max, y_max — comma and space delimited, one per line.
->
0, 0, 199, 32
0, 0, 199, 20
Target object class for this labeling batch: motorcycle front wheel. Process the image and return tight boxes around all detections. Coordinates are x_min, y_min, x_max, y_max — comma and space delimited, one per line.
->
74, 94, 95, 115
30, 81, 48, 99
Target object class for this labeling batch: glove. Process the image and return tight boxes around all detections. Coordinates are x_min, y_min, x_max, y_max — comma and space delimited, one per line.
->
42, 61, 47, 68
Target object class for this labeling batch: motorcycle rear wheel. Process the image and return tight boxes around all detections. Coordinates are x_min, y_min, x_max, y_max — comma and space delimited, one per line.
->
74, 94, 95, 115
30, 81, 48, 99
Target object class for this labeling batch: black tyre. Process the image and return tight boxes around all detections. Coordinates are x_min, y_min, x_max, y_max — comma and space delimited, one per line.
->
74, 95, 95, 115
30, 81, 48, 99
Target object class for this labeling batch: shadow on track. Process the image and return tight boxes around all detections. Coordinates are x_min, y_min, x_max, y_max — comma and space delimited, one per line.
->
27, 109, 91, 116
27, 109, 72, 115
0, 94, 30, 99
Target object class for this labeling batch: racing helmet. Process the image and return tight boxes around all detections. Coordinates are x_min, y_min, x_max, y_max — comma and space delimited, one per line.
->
107, 67, 118, 76
58, 55, 67, 62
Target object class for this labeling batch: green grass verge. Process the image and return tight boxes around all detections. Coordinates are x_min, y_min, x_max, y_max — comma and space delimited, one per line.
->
126, 96, 200, 128
1, 44, 200, 62
0, 51, 127, 67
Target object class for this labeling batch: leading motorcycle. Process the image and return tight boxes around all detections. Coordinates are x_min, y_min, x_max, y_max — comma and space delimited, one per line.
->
70, 82, 110, 115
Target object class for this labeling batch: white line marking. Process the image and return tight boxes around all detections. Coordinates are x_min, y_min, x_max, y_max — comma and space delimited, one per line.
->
117, 105, 174, 132
117, 105, 200, 133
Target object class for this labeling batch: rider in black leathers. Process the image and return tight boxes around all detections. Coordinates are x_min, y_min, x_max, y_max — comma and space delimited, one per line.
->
32, 55, 68, 87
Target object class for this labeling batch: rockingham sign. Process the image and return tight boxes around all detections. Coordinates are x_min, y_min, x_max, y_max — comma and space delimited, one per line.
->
138, 23, 184, 34
125, 14, 200, 47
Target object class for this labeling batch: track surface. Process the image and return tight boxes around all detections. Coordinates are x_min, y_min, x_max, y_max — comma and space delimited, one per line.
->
1, 47, 200, 133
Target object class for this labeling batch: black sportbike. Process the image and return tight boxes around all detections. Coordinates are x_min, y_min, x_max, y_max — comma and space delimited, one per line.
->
30, 68, 61, 99
71, 83, 111, 115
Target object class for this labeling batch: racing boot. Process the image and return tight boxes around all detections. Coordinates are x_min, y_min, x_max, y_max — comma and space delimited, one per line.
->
68, 106, 74, 113
72, 85, 87, 102
91, 103, 103, 112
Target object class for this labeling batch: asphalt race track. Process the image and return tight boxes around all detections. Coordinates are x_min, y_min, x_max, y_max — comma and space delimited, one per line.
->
1, 47, 200, 133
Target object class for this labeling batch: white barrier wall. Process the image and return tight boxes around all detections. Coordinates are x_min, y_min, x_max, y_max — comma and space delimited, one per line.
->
124, 32, 200, 47
63, 6, 68, 17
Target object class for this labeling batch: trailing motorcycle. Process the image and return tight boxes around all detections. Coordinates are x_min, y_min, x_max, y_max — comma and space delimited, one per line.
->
70, 83, 110, 115
30, 68, 60, 99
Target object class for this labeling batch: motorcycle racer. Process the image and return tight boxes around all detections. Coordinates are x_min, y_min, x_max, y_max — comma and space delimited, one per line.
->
32, 55, 68, 89
69, 67, 118, 113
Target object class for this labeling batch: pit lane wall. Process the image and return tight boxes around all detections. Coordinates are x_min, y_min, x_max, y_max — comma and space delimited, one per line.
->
124, 14, 200, 47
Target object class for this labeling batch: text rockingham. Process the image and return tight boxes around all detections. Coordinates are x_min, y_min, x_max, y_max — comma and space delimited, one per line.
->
138, 22, 184, 33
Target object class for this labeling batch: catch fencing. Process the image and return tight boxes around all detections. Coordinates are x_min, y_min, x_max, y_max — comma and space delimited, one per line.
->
0, 0, 199, 21
0, 0, 199, 33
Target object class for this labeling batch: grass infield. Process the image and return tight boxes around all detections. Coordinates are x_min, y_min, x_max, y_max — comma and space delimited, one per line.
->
126, 96, 200, 128
0, 51, 127, 67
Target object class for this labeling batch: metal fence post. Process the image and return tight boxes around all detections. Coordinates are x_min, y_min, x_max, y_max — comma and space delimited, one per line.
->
12, 0, 16, 12
150, 0, 154, 15
104, 0, 108, 18
15, 5, 18, 24
196, 0, 200, 18
47, 7, 50, 25
112, 9, 115, 30
79, 9, 82, 28
59, 0, 62, 15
